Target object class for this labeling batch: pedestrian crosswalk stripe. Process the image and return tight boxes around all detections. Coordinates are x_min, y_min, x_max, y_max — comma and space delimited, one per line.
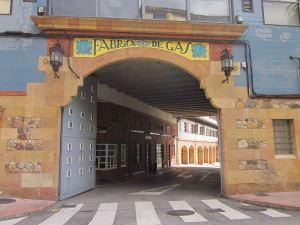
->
135, 201, 161, 225
260, 208, 292, 218
0, 216, 27, 225
88, 202, 118, 225
169, 201, 207, 222
202, 199, 251, 220
38, 204, 83, 225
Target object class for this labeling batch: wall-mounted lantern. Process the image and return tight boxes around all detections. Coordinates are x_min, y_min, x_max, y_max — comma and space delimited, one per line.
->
49, 42, 64, 78
220, 49, 235, 83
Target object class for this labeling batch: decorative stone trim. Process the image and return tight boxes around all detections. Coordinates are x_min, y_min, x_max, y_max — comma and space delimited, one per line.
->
235, 99, 300, 109
7, 140, 43, 151
236, 118, 266, 129
238, 139, 267, 149
238, 160, 268, 170
8, 117, 41, 128
5, 162, 42, 174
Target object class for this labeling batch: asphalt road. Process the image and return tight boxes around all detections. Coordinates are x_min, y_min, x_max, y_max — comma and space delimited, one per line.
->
2, 167, 300, 225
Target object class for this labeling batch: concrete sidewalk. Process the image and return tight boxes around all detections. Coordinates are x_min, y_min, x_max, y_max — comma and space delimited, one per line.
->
229, 191, 300, 211
0, 198, 55, 220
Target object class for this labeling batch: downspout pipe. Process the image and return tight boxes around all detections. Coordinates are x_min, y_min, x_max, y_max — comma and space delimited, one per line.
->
1, 31, 300, 98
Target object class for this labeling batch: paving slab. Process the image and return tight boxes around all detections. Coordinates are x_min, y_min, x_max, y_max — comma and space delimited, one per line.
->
229, 191, 300, 211
0, 198, 55, 220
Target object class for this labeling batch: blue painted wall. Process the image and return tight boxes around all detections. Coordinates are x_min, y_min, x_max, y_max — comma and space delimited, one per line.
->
0, 0, 47, 91
0, 0, 299, 95
233, 0, 300, 94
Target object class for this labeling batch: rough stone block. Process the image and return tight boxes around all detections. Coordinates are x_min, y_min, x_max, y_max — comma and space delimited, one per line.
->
4, 162, 42, 174
237, 139, 267, 149
7, 117, 25, 128
236, 118, 266, 129
238, 159, 268, 170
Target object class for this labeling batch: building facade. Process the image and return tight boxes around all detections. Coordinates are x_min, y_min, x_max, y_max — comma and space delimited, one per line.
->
176, 117, 219, 166
0, 0, 299, 200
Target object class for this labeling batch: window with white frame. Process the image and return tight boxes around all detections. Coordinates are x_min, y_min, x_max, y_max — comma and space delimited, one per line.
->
81, 91, 85, 99
68, 108, 73, 116
90, 143, 93, 150
272, 119, 295, 155
80, 143, 84, 151
90, 125, 94, 132
79, 167, 84, 175
67, 121, 73, 129
263, 0, 300, 26
80, 112, 85, 119
242, 0, 254, 12
0, 0, 12, 15
91, 95, 95, 103
67, 170, 72, 178
121, 144, 127, 167
89, 166, 93, 172
95, 144, 118, 170
67, 143, 72, 151
80, 123, 85, 130
89, 154, 93, 162
66, 156, 72, 165
79, 155, 84, 163
91, 113, 94, 121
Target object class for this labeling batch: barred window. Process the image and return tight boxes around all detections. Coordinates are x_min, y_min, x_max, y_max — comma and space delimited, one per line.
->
272, 119, 294, 155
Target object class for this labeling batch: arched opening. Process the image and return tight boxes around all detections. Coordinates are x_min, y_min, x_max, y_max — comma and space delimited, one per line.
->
203, 146, 209, 164
197, 146, 203, 165
58, 53, 220, 200
189, 145, 195, 164
181, 146, 188, 164
209, 146, 214, 164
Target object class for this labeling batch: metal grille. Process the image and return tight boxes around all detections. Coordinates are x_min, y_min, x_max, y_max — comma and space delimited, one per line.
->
272, 119, 294, 155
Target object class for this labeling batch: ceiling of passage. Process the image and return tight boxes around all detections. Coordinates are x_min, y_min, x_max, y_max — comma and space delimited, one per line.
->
94, 60, 216, 118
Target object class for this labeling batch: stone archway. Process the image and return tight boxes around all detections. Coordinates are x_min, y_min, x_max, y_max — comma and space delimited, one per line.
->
181, 146, 188, 164
204, 146, 209, 164
0, 41, 251, 200
197, 146, 204, 165
209, 146, 214, 164
189, 145, 195, 164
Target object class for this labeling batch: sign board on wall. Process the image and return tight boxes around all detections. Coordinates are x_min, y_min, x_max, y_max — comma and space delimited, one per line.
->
74, 38, 209, 61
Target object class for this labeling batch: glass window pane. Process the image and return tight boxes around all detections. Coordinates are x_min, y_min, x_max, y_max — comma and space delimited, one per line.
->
0, 0, 11, 14
263, 1, 300, 26
190, 0, 230, 22
99, 0, 141, 18
144, 0, 187, 21
51, 0, 97, 17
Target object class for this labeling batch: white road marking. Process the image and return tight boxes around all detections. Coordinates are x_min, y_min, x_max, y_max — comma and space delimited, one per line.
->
135, 201, 161, 225
202, 199, 251, 220
88, 203, 118, 225
0, 217, 27, 225
241, 203, 292, 218
260, 209, 292, 218
177, 172, 192, 179
130, 183, 182, 196
38, 204, 83, 225
169, 201, 207, 222
200, 172, 212, 180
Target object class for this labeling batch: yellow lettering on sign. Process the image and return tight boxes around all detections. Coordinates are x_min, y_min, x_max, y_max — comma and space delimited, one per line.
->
74, 38, 209, 61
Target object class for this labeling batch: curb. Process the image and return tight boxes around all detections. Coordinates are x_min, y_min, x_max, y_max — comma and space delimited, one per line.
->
0, 201, 57, 221
228, 196, 300, 211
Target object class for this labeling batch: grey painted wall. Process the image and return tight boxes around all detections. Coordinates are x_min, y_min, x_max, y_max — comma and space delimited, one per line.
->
60, 76, 97, 200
